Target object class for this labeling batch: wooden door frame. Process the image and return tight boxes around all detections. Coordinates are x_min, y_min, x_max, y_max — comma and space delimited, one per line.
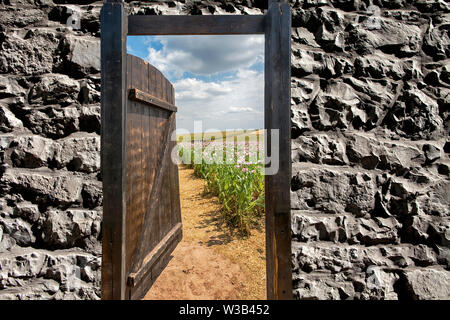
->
100, 0, 292, 300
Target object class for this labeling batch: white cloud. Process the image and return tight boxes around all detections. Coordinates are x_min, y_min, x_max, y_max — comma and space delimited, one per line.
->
139, 35, 264, 132
147, 35, 264, 77
174, 78, 232, 102
174, 69, 264, 132
228, 106, 256, 113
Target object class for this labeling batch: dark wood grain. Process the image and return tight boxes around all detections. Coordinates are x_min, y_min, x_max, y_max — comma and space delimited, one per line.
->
161, 74, 167, 103
124, 56, 133, 294
170, 85, 175, 105
128, 15, 265, 35
102, 49, 182, 299
129, 88, 178, 113
129, 228, 182, 300
100, 0, 127, 300
128, 222, 182, 287
129, 112, 176, 276
149, 64, 157, 96
125, 56, 148, 285
121, 55, 182, 299
265, 1, 293, 300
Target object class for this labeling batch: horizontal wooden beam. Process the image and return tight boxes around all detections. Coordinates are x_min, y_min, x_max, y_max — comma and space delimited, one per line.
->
128, 15, 265, 35
127, 222, 182, 287
129, 88, 177, 113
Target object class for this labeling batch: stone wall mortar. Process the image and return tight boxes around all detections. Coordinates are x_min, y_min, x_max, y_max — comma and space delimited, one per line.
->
0, 0, 448, 300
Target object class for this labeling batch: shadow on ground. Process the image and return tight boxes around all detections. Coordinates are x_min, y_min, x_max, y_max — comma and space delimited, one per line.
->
186, 170, 265, 247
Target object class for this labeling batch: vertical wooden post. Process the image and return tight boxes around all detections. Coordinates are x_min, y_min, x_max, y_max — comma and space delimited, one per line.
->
265, 0, 293, 300
100, 0, 128, 300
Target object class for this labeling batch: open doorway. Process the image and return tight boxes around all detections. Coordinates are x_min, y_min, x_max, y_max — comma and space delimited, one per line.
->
100, 1, 292, 300
127, 34, 266, 299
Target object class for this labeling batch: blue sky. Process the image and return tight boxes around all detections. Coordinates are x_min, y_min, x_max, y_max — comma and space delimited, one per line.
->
127, 35, 264, 133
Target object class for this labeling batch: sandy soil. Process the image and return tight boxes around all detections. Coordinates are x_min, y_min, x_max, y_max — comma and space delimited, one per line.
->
143, 165, 266, 300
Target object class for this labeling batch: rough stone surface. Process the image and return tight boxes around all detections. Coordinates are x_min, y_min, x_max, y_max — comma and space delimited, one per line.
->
290, 0, 450, 300
400, 268, 450, 300
56, 34, 100, 79
28, 74, 80, 106
0, 0, 449, 300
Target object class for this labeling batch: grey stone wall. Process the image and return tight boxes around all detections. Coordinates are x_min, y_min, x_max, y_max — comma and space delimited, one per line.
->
289, 0, 450, 300
0, 0, 448, 300
0, 0, 103, 299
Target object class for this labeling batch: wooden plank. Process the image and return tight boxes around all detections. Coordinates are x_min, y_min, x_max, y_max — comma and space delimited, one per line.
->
149, 64, 157, 96
126, 55, 139, 282
161, 75, 167, 103
170, 84, 175, 105
166, 159, 173, 236
100, 0, 127, 300
132, 55, 147, 92
125, 57, 133, 280
128, 222, 182, 287
129, 88, 178, 113
264, 3, 274, 302
129, 228, 182, 300
146, 80, 157, 253
136, 105, 145, 272
170, 119, 182, 226
126, 101, 136, 281
169, 87, 181, 226
172, 86, 181, 225
166, 157, 173, 237
125, 101, 143, 287
129, 113, 175, 273
157, 110, 168, 243
155, 70, 163, 100
276, 1, 293, 300
264, 1, 293, 300
142, 60, 150, 93
128, 15, 265, 35
161, 163, 171, 238
147, 63, 152, 94
143, 107, 160, 252
165, 80, 172, 105
130, 55, 141, 89
125, 105, 134, 279
128, 102, 146, 279
143, 104, 151, 228
126, 55, 132, 90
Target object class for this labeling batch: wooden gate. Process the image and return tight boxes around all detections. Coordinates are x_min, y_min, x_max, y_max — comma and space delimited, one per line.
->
101, 0, 292, 300
102, 52, 182, 299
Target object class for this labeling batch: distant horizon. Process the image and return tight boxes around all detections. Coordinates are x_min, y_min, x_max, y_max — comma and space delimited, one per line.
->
127, 35, 264, 132
176, 128, 263, 135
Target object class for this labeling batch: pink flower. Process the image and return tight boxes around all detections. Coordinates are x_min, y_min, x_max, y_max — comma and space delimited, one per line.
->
242, 168, 249, 173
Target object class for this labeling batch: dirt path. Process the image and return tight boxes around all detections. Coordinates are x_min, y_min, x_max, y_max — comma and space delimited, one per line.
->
143, 165, 266, 300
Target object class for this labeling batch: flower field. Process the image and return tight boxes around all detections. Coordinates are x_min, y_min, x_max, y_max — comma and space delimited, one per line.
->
177, 135, 265, 236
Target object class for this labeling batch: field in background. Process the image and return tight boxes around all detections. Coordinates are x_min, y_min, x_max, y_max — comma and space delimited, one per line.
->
177, 129, 265, 236
144, 165, 266, 300
177, 129, 264, 143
